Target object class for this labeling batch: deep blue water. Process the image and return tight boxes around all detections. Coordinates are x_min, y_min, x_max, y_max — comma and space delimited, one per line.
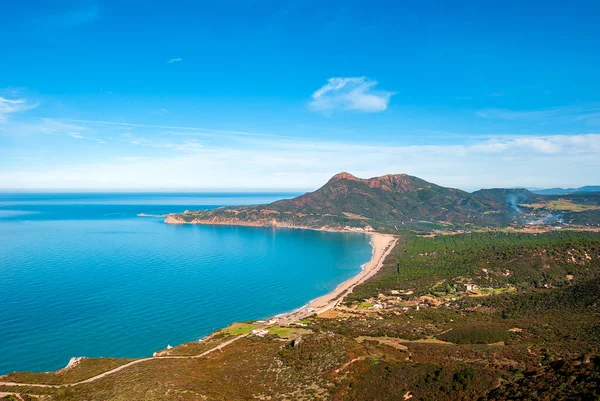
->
0, 193, 372, 374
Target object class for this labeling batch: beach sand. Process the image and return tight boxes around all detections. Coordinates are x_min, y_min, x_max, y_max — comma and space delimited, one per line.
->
278, 233, 397, 324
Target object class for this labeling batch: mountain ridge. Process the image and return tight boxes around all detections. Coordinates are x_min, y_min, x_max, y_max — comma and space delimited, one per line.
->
166, 173, 600, 232
531, 185, 600, 195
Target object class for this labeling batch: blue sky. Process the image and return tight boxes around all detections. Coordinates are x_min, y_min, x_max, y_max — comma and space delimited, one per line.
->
1, 0, 599, 190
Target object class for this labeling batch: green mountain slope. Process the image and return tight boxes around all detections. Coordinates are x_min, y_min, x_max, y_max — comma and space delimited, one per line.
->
166, 173, 600, 231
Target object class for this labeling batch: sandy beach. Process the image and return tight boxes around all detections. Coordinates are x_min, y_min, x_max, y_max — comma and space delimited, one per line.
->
278, 233, 397, 324
164, 214, 397, 322
164, 213, 397, 321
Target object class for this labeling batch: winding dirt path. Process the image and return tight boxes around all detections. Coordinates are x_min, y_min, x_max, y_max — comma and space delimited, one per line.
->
0, 334, 248, 390
0, 393, 27, 400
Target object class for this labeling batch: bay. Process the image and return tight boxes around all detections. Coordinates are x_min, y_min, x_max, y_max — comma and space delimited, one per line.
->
0, 193, 371, 374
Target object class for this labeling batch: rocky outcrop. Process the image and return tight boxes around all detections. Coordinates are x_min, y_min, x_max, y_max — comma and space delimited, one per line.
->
63, 356, 85, 370
164, 215, 187, 224
163, 211, 375, 233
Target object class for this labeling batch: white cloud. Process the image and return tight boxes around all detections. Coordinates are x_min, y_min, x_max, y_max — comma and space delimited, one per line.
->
35, 118, 90, 135
309, 77, 393, 113
510, 137, 561, 154
167, 58, 183, 64
3, 132, 599, 190
3, 118, 113, 145
0, 97, 38, 122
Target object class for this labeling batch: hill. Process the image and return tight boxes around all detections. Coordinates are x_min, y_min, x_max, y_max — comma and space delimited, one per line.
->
532, 185, 600, 195
166, 173, 600, 231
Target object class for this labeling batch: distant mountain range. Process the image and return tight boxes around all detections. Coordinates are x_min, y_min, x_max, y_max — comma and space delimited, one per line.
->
530, 186, 600, 195
166, 173, 600, 232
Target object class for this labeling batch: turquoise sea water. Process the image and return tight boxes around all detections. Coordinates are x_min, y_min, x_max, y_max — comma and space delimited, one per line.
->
0, 193, 372, 374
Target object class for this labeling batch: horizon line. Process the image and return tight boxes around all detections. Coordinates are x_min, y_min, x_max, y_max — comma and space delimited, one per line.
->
0, 188, 312, 193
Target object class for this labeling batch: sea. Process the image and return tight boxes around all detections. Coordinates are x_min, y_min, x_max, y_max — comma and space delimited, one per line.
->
0, 192, 372, 374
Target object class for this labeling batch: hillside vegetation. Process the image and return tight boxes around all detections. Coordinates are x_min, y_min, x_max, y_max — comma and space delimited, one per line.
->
166, 173, 600, 231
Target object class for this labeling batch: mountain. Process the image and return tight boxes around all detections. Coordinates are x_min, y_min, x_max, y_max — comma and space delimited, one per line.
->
532, 185, 600, 195
267, 172, 494, 225
166, 173, 600, 232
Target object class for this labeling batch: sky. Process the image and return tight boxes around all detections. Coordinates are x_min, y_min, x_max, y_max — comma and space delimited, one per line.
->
1, 0, 599, 191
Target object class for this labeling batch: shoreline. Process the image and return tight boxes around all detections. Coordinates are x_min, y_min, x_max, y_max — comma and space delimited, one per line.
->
163, 213, 377, 234
275, 232, 397, 324
1, 221, 396, 378
163, 215, 397, 322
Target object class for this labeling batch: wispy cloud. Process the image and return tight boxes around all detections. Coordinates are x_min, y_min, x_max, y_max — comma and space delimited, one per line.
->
38, 119, 107, 144
468, 136, 566, 154
309, 77, 394, 113
35, 119, 90, 135
476, 105, 600, 121
59, 119, 296, 139
4, 131, 598, 190
5, 118, 104, 145
167, 58, 183, 64
0, 97, 38, 123
125, 135, 205, 152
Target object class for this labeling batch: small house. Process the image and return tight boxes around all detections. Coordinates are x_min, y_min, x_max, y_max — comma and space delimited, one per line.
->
251, 328, 269, 337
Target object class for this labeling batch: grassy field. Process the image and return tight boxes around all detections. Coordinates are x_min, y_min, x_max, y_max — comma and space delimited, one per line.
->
220, 322, 257, 335
267, 326, 312, 339
521, 199, 600, 212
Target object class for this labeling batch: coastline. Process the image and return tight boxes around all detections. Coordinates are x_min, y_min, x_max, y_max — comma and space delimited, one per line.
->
1, 220, 394, 379
163, 213, 376, 234
163, 214, 397, 323
276, 233, 397, 324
